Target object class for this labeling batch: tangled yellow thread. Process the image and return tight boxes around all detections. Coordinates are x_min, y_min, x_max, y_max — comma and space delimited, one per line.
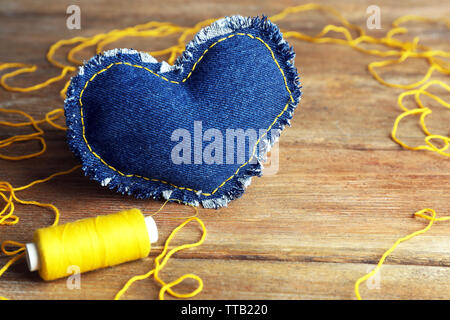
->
392, 80, 450, 156
115, 206, 207, 300
0, 107, 66, 160
269, 5, 450, 157
0, 4, 449, 300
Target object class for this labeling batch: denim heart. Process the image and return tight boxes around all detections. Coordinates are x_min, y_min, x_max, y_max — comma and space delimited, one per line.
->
65, 16, 301, 208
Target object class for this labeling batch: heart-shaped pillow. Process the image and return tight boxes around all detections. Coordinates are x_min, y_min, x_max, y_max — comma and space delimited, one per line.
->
65, 15, 302, 208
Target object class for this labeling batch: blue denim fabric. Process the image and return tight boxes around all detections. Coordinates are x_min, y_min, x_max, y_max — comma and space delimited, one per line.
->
64, 16, 302, 208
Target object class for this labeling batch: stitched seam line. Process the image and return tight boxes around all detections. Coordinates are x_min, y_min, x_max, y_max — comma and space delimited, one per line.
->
78, 33, 294, 196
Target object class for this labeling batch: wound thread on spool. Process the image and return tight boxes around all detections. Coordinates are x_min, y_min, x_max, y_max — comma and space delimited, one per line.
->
25, 208, 158, 281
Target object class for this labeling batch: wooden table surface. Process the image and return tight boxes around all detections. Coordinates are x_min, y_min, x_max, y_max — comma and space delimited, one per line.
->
0, 0, 449, 300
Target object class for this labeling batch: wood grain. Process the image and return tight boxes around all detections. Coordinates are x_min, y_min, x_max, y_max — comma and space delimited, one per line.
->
0, 0, 449, 299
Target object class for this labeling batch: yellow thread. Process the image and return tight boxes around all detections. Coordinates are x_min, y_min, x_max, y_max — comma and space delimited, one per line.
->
115, 215, 206, 300
148, 198, 200, 219
0, 107, 67, 160
0, 63, 74, 93
0, 165, 80, 228
391, 80, 450, 156
35, 209, 151, 281
354, 209, 450, 300
0, 251, 25, 299
267, 5, 449, 156
77, 34, 294, 196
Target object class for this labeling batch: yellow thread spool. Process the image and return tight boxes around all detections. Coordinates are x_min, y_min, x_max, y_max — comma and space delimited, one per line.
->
24, 208, 158, 281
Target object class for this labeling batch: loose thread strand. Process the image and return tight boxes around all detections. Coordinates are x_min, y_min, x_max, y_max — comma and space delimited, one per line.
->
354, 208, 450, 300
115, 207, 206, 300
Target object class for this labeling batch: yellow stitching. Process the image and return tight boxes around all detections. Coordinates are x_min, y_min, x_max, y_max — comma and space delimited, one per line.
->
79, 33, 295, 196
254, 36, 295, 103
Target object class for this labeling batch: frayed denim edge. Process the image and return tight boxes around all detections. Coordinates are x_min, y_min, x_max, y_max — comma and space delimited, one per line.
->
64, 15, 302, 209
